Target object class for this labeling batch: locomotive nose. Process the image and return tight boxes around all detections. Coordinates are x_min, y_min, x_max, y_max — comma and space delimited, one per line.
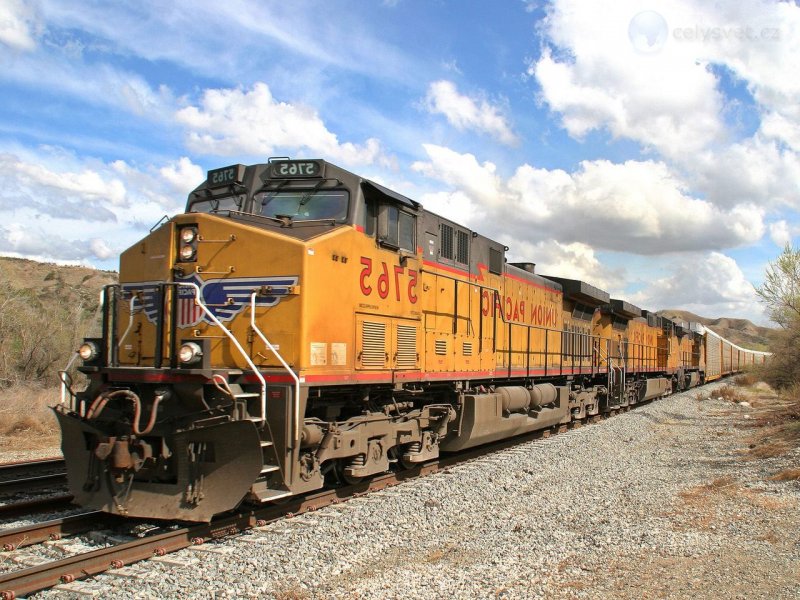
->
54, 408, 263, 521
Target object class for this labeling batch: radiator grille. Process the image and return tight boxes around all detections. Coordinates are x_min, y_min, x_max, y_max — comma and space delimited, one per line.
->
435, 339, 447, 355
462, 341, 473, 357
395, 324, 417, 369
360, 321, 386, 368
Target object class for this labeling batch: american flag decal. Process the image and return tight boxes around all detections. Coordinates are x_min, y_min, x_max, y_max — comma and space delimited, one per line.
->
176, 284, 204, 328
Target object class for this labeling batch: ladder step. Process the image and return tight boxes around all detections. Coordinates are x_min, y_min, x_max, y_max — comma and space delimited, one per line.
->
259, 489, 292, 501
251, 483, 293, 502
260, 465, 280, 474
235, 392, 261, 398
260, 441, 273, 448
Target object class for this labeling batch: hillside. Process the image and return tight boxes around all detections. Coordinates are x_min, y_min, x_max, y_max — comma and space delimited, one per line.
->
657, 309, 773, 351
0, 256, 118, 385
0, 256, 117, 305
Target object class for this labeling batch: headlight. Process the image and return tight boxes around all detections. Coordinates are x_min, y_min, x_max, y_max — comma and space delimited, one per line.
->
78, 341, 99, 361
179, 244, 196, 261
180, 227, 197, 243
178, 342, 203, 365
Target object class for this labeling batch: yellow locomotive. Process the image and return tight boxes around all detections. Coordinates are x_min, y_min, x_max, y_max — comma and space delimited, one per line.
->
55, 158, 768, 521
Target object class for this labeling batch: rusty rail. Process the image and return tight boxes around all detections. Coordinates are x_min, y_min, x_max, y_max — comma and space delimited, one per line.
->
0, 494, 74, 521
0, 382, 700, 599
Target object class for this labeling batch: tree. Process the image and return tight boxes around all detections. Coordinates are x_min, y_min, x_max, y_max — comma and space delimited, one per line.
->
755, 243, 800, 329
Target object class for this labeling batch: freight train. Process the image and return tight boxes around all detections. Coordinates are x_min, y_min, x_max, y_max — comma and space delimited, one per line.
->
55, 158, 769, 521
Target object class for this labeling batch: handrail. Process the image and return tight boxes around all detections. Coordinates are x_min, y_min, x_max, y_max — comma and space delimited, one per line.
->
59, 351, 81, 409
249, 292, 301, 446
176, 282, 267, 426
117, 295, 140, 350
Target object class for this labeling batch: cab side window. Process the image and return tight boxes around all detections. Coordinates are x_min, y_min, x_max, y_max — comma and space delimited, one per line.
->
378, 203, 416, 252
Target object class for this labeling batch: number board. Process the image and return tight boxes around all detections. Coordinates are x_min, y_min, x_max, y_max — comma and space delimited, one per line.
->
269, 160, 323, 178
207, 164, 246, 188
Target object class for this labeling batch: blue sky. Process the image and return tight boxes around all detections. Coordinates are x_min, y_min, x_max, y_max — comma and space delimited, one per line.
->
1, 0, 798, 325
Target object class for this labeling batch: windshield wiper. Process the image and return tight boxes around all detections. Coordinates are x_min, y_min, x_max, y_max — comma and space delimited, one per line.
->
299, 180, 327, 206
289, 218, 338, 226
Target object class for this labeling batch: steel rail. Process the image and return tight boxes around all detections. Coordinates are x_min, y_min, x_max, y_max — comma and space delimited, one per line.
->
0, 494, 74, 521
0, 474, 68, 496
0, 459, 65, 481
0, 510, 110, 552
0, 382, 714, 599
0, 416, 583, 599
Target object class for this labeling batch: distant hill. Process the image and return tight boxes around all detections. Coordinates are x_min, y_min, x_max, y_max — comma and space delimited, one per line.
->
657, 309, 773, 351
0, 256, 117, 311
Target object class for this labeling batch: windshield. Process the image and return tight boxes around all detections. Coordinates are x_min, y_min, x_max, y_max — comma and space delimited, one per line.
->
256, 189, 349, 222
189, 195, 243, 214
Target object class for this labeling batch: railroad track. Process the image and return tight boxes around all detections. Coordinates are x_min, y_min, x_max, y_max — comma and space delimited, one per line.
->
0, 386, 721, 598
0, 458, 67, 496
0, 458, 65, 482
0, 411, 604, 598
0, 458, 71, 522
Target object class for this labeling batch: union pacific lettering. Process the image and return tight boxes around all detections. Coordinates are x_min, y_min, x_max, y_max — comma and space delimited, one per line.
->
630, 329, 656, 346
480, 290, 559, 328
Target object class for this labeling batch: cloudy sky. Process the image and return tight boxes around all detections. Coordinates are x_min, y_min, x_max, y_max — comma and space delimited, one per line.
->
1, 0, 797, 324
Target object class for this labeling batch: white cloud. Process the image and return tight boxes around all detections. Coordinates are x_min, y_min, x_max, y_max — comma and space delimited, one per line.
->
694, 137, 800, 210
159, 157, 204, 195
531, 6, 725, 159
176, 83, 390, 167
36, 0, 423, 87
425, 80, 518, 145
630, 251, 762, 321
760, 111, 800, 152
89, 238, 113, 260
412, 144, 764, 255
0, 0, 39, 51
769, 220, 791, 248
531, 0, 800, 211
0, 147, 198, 266
0, 152, 127, 210
507, 239, 625, 293
0, 50, 175, 120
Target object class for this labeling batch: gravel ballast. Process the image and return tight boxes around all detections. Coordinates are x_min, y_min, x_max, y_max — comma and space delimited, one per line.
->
33, 384, 800, 599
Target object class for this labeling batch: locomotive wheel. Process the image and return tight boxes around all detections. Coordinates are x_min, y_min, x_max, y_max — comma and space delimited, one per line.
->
342, 472, 364, 486
334, 461, 363, 486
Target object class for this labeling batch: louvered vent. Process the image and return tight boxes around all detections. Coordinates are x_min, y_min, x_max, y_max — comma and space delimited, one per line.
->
361, 321, 386, 367
395, 325, 417, 369
462, 341, 473, 357
435, 339, 447, 355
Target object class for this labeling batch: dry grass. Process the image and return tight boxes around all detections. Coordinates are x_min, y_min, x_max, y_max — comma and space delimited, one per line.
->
734, 373, 757, 387
272, 587, 310, 600
695, 384, 748, 403
424, 549, 445, 563
769, 467, 800, 481
674, 476, 794, 531
0, 384, 60, 450
717, 384, 746, 403
744, 390, 800, 459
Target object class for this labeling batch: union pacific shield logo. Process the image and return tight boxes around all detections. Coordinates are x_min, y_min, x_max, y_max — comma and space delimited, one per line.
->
122, 274, 299, 328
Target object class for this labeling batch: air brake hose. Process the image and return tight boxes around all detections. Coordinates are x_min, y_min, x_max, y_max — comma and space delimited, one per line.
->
86, 389, 164, 435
